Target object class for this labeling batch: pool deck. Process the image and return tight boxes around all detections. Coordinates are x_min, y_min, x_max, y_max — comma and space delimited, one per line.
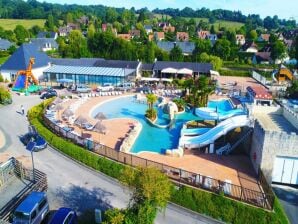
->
61, 93, 261, 192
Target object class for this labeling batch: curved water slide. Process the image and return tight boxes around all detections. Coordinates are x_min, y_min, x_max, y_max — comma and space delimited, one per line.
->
179, 115, 251, 149
180, 127, 210, 136
195, 107, 245, 120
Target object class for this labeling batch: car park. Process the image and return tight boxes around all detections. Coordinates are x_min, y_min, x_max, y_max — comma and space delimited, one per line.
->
40, 90, 57, 99
48, 207, 78, 224
13, 191, 49, 224
75, 85, 92, 93
97, 83, 114, 92
20, 133, 47, 151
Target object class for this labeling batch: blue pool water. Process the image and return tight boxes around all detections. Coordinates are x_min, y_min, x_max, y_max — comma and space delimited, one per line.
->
289, 99, 298, 105
91, 96, 199, 154
207, 99, 234, 111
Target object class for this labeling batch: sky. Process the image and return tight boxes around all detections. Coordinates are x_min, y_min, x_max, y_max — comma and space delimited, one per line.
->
44, 0, 298, 20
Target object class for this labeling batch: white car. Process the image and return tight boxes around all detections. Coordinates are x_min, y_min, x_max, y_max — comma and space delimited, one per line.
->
76, 85, 92, 93
117, 82, 135, 91
97, 83, 114, 92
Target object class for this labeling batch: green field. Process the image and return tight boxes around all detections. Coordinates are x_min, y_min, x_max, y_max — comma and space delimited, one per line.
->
0, 19, 46, 30
188, 17, 244, 31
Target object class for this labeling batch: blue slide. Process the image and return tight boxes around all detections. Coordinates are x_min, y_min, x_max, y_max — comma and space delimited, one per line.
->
12, 75, 26, 91
179, 115, 251, 149
181, 127, 211, 136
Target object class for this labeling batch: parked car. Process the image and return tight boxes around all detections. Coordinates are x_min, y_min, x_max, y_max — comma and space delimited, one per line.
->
48, 207, 78, 224
97, 83, 114, 92
75, 85, 92, 93
38, 87, 54, 95
13, 191, 49, 224
116, 82, 135, 91
20, 133, 47, 151
40, 90, 57, 99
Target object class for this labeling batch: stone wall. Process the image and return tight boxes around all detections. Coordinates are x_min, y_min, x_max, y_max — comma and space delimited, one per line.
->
283, 106, 298, 130
251, 119, 298, 183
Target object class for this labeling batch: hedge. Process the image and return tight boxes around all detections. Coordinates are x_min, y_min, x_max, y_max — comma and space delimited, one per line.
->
219, 69, 251, 77
28, 101, 289, 224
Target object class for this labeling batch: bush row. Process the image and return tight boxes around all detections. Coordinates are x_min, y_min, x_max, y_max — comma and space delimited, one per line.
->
219, 69, 251, 77
28, 101, 289, 224
171, 186, 288, 224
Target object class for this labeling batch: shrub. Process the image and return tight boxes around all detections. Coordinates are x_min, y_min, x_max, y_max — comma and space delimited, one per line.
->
219, 69, 251, 77
0, 86, 11, 104
0, 74, 4, 82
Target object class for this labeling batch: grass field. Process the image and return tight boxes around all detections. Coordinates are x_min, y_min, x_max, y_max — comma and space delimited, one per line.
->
0, 19, 45, 30
153, 14, 244, 31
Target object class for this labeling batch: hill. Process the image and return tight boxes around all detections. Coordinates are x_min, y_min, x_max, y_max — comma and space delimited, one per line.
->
187, 17, 244, 31
0, 19, 45, 30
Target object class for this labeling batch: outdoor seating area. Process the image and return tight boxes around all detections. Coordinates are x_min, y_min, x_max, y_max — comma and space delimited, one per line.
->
139, 89, 182, 98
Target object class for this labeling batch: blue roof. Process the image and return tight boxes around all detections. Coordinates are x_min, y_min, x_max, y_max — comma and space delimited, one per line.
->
0, 39, 13, 50
30, 38, 58, 51
0, 43, 50, 70
51, 58, 104, 67
37, 31, 57, 39
49, 207, 73, 224
15, 192, 46, 214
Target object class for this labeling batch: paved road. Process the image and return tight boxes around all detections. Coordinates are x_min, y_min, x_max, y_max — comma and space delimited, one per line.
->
0, 93, 222, 224
273, 185, 298, 224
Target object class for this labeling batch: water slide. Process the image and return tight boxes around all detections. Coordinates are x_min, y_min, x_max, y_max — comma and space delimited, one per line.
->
180, 127, 210, 136
179, 115, 251, 149
195, 107, 245, 120
272, 70, 278, 82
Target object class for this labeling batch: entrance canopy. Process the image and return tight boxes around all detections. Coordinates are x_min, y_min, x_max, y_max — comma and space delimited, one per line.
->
161, 67, 178, 73
177, 68, 193, 74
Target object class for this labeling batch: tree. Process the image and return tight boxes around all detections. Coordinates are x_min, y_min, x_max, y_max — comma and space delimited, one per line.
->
14, 25, 29, 44
248, 30, 258, 40
65, 12, 73, 24
170, 45, 183, 62
68, 30, 90, 58
0, 86, 11, 105
87, 23, 95, 39
198, 53, 222, 70
286, 80, 298, 97
210, 25, 216, 34
145, 93, 157, 120
120, 166, 172, 224
106, 7, 118, 23
29, 25, 42, 36
144, 42, 155, 63
213, 39, 231, 60
192, 39, 212, 60
45, 14, 55, 31
271, 40, 286, 62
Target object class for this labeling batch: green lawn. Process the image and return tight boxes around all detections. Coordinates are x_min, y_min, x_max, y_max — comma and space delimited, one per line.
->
188, 17, 244, 31
0, 56, 9, 65
0, 19, 45, 30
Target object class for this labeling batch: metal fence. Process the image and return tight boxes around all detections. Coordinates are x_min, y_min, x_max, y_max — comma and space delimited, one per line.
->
43, 116, 274, 210
0, 158, 48, 222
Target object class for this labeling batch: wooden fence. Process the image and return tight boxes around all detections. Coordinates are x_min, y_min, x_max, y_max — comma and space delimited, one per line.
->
43, 115, 274, 210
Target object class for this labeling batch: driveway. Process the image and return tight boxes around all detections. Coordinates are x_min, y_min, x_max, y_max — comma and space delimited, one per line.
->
0, 92, 222, 224
272, 184, 298, 224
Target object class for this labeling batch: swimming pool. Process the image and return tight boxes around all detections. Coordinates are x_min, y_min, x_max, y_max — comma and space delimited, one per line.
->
91, 96, 199, 154
207, 99, 234, 111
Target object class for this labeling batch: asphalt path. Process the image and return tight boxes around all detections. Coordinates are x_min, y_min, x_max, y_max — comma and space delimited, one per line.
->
0, 92, 222, 224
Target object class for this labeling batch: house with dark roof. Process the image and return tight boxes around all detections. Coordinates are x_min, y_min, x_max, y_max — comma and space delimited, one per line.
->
157, 41, 195, 55
37, 31, 58, 39
30, 38, 58, 52
197, 30, 210, 39
240, 41, 258, 53
141, 63, 154, 76
58, 26, 73, 37
0, 43, 50, 82
50, 58, 104, 67
130, 29, 141, 39
153, 61, 212, 78
144, 25, 152, 34
282, 29, 298, 40
0, 39, 13, 51
257, 34, 270, 42
117, 34, 131, 41
77, 15, 89, 26
207, 34, 218, 46
252, 52, 272, 64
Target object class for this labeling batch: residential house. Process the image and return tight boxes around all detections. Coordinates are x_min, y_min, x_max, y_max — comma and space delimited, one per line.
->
102, 23, 107, 32
67, 23, 80, 30
240, 41, 258, 53
37, 31, 58, 39
159, 22, 175, 33
148, 34, 154, 41
154, 32, 165, 41
144, 25, 153, 34
236, 34, 245, 45
58, 26, 73, 37
30, 38, 58, 52
77, 15, 89, 26
0, 43, 50, 82
282, 29, 298, 40
0, 39, 13, 51
117, 34, 131, 41
176, 32, 189, 42
197, 30, 210, 40
284, 39, 294, 49
157, 41, 195, 56
252, 52, 272, 64
257, 34, 270, 42
207, 34, 218, 46
130, 29, 141, 39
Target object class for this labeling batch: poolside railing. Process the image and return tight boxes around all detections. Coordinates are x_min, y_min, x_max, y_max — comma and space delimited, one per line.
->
42, 115, 274, 210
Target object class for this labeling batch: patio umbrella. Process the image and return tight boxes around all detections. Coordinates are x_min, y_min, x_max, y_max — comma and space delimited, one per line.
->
54, 103, 64, 120
94, 112, 107, 121
93, 121, 107, 144
53, 97, 63, 105
74, 115, 88, 128
62, 107, 74, 120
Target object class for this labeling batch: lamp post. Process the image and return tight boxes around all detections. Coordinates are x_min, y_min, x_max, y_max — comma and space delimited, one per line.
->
26, 141, 36, 183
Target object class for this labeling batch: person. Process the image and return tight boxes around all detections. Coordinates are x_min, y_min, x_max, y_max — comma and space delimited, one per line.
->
21, 105, 25, 115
